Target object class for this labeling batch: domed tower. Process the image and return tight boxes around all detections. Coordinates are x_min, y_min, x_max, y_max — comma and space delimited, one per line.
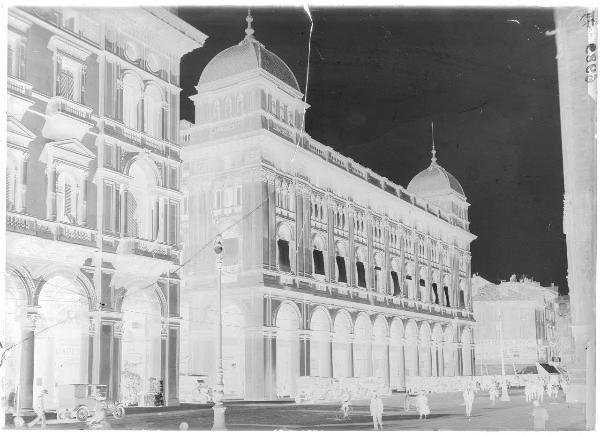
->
186, 11, 306, 140
407, 127, 470, 229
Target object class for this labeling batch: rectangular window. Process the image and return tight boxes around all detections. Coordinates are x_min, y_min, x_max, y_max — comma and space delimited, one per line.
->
215, 190, 223, 209
59, 68, 75, 100
432, 283, 439, 304
313, 250, 325, 275
356, 261, 366, 288
419, 278, 425, 287
168, 202, 179, 245
444, 286, 450, 307
104, 144, 114, 168
391, 271, 400, 296
459, 290, 465, 308
277, 239, 290, 272
374, 266, 382, 292
170, 167, 178, 189
336, 256, 347, 283
224, 188, 233, 208
103, 183, 113, 232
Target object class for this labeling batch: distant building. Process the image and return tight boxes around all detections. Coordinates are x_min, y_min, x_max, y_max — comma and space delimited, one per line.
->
555, 295, 575, 370
472, 275, 559, 375
5, 7, 206, 409
180, 13, 477, 400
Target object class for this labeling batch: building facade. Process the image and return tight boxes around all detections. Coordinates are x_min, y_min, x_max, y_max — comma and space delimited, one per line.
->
472, 275, 559, 375
554, 8, 596, 426
4, 7, 206, 410
180, 15, 476, 401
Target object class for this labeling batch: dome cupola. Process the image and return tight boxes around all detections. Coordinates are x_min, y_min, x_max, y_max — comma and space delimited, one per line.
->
197, 11, 300, 91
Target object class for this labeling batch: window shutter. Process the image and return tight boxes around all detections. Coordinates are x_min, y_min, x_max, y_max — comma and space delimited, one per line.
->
127, 192, 138, 237
60, 69, 75, 100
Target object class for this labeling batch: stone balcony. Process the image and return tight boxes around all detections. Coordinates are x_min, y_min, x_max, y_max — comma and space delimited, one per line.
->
7, 75, 34, 120
6, 211, 96, 248
116, 236, 181, 264
43, 96, 94, 141
103, 118, 178, 158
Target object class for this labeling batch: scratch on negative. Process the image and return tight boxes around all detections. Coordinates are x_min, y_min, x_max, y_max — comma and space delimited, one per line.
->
291, 5, 314, 164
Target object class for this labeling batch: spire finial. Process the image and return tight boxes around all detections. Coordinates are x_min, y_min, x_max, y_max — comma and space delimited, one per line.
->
430, 120, 437, 164
245, 9, 255, 39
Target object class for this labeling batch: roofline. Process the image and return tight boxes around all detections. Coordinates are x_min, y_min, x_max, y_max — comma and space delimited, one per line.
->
142, 7, 208, 48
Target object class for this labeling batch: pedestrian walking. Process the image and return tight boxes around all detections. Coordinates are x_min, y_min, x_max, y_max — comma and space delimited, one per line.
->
531, 400, 549, 430
416, 391, 430, 420
27, 389, 48, 429
462, 386, 475, 418
488, 384, 499, 405
369, 391, 384, 430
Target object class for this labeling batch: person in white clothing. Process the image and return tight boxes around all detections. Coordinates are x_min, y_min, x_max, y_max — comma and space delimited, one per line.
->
370, 392, 384, 430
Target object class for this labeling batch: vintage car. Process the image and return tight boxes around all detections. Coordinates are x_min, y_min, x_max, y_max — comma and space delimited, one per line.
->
56, 384, 125, 422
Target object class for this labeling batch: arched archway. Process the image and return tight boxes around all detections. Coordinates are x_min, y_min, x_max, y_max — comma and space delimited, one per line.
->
443, 325, 456, 376
431, 324, 444, 377
275, 302, 300, 397
419, 323, 432, 376
276, 223, 294, 273
120, 286, 163, 406
389, 318, 405, 390
309, 307, 331, 377
405, 321, 419, 377
461, 328, 473, 376
353, 313, 372, 378
3, 272, 29, 398
372, 316, 388, 384
35, 276, 91, 409
332, 310, 353, 379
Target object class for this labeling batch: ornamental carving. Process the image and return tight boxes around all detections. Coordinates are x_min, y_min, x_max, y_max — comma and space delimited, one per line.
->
113, 320, 124, 338
161, 322, 169, 338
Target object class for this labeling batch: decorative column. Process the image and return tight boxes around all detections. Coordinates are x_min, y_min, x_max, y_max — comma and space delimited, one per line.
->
299, 331, 310, 376
87, 315, 98, 384
398, 340, 406, 390
78, 174, 88, 226
348, 333, 355, 378
366, 214, 374, 291
46, 163, 57, 220
348, 207, 355, 287
263, 330, 277, 400
383, 337, 391, 389
431, 342, 438, 377
383, 222, 391, 294
19, 310, 39, 410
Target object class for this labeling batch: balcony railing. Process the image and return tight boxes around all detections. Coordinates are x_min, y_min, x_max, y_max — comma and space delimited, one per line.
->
51, 96, 94, 123
7, 76, 33, 97
103, 119, 173, 156
6, 212, 96, 247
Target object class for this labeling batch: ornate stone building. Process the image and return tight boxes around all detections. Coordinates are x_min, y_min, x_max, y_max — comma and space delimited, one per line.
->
180, 15, 476, 400
4, 7, 206, 410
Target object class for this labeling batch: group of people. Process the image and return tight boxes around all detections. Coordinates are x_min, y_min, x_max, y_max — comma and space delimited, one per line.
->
524, 378, 560, 403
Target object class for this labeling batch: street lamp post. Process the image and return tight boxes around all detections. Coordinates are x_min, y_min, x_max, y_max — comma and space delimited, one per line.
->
496, 309, 510, 402
212, 235, 226, 430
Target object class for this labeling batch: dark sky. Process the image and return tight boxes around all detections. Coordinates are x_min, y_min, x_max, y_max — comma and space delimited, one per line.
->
178, 7, 567, 294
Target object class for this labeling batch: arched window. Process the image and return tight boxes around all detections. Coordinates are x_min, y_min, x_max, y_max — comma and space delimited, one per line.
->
312, 236, 326, 276
390, 258, 401, 296
224, 96, 233, 118
356, 248, 367, 288
335, 242, 347, 283
122, 73, 142, 129
236, 94, 243, 114
143, 84, 163, 138
56, 172, 77, 224
277, 224, 292, 272
128, 161, 157, 240
213, 100, 220, 121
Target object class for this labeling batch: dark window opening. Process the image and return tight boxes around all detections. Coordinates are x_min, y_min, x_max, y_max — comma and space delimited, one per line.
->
313, 250, 325, 275
278, 239, 290, 272
391, 271, 400, 296
444, 286, 450, 307
419, 278, 425, 287
356, 261, 366, 288
336, 256, 347, 283
374, 266, 382, 291
432, 283, 439, 305
459, 290, 465, 308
